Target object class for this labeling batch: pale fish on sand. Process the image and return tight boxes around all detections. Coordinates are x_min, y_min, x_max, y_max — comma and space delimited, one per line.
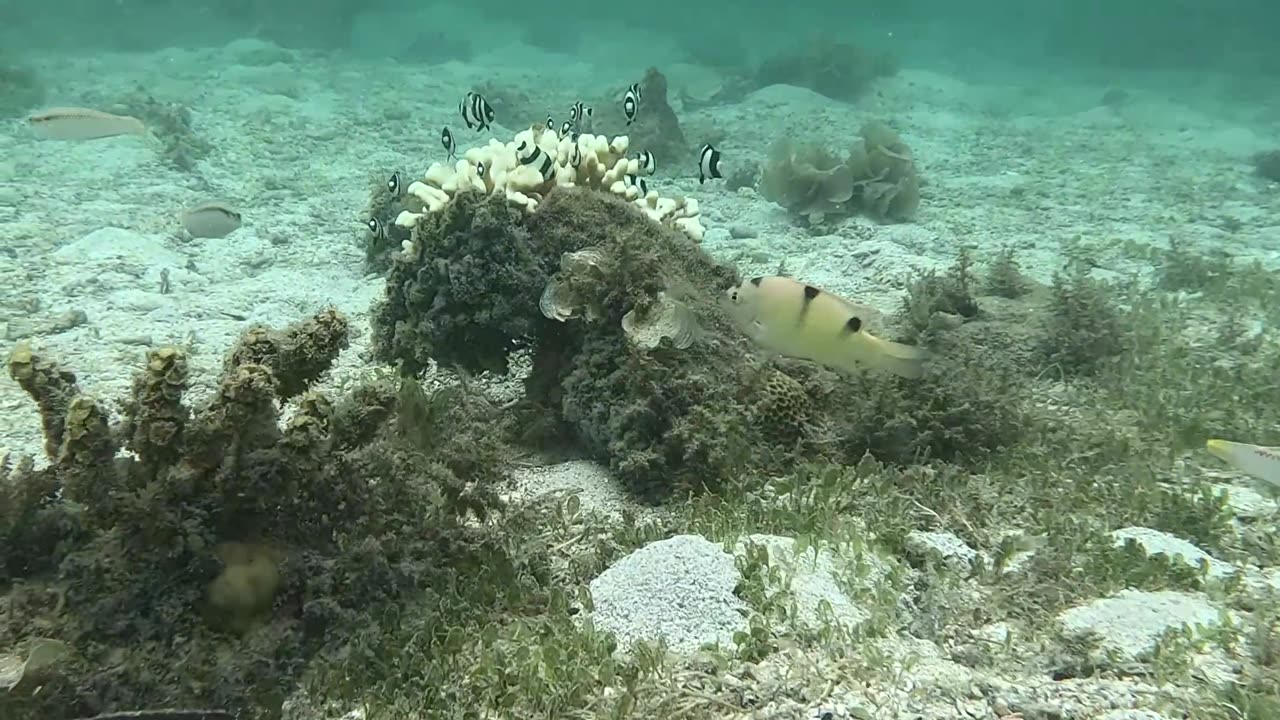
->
722, 275, 931, 379
27, 107, 147, 140
180, 203, 243, 239
1206, 439, 1280, 488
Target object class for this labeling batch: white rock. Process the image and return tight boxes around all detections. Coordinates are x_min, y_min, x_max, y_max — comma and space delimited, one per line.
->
587, 534, 747, 655
1210, 482, 1277, 519
904, 530, 980, 572
1110, 526, 1235, 579
1058, 589, 1224, 661
733, 534, 880, 632
1096, 710, 1175, 720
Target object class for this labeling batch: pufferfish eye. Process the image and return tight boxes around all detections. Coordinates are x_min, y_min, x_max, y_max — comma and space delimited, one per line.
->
729, 290, 739, 302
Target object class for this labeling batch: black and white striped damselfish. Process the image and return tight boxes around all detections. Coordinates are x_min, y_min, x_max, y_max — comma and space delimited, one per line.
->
516, 139, 556, 181
569, 100, 592, 129
441, 126, 456, 160
623, 82, 642, 125
365, 217, 386, 242
722, 276, 931, 379
698, 143, 723, 184
624, 174, 648, 195
386, 171, 403, 197
459, 92, 494, 132
635, 150, 656, 176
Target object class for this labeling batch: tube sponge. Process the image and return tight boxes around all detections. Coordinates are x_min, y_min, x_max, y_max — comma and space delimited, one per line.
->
6, 342, 81, 460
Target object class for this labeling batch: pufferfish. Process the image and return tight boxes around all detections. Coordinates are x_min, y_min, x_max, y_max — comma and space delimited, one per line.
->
1206, 439, 1280, 487
723, 275, 931, 379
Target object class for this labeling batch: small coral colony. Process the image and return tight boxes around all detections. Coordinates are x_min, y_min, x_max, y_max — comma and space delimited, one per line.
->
368, 83, 938, 384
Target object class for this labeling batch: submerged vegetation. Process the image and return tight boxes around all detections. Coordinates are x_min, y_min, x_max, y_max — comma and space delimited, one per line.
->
4, 152, 1280, 719
0, 311, 532, 719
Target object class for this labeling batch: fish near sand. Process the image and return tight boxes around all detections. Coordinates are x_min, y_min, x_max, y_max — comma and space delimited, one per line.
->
723, 275, 931, 379
1206, 439, 1280, 487
623, 83, 642, 125
441, 126, 457, 160
635, 150, 656, 176
180, 202, 242, 239
698, 143, 723, 184
28, 107, 147, 141
459, 92, 494, 132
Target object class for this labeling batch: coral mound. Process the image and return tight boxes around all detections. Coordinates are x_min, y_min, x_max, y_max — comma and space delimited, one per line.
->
373, 163, 1018, 502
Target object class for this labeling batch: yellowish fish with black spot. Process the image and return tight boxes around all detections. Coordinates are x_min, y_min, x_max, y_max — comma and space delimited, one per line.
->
1206, 439, 1280, 487
723, 275, 931, 379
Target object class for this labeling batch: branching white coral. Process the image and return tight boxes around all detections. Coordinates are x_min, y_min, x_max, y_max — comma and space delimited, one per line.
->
393, 124, 705, 242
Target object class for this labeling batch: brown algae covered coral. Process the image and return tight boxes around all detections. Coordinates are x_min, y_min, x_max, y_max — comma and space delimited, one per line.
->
761, 120, 922, 223
0, 310, 522, 719
372, 129, 1019, 502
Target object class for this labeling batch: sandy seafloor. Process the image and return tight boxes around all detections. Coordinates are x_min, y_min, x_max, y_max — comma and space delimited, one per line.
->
1, 35, 1280, 719
1, 41, 1278, 461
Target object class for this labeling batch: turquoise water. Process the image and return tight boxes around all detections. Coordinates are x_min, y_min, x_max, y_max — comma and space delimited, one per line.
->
5, 0, 1280, 73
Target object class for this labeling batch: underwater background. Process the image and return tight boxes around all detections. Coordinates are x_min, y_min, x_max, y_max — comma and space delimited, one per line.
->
1, 1, 1279, 719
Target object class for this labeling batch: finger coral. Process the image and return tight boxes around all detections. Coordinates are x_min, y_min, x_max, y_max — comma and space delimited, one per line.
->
390, 125, 704, 242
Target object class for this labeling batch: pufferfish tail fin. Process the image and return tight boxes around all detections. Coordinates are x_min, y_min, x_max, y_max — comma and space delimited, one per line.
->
860, 334, 932, 380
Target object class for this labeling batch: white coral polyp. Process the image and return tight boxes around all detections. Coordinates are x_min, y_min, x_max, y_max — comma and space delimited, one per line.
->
403, 125, 705, 242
